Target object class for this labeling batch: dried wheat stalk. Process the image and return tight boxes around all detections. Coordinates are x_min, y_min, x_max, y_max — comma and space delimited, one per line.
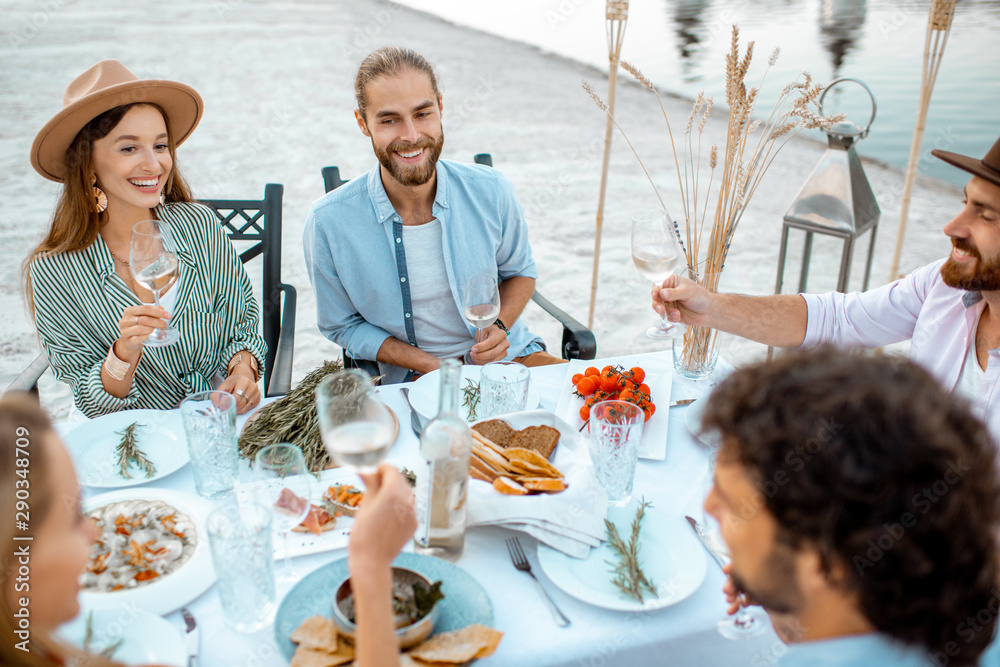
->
584, 25, 845, 370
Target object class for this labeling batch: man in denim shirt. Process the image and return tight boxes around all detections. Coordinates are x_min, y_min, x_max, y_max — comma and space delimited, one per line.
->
304, 47, 561, 384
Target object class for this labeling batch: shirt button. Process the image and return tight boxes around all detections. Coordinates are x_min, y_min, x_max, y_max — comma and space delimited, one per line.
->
405, 313, 411, 318
379, 214, 384, 219
396, 238, 401, 243
400, 277, 406, 283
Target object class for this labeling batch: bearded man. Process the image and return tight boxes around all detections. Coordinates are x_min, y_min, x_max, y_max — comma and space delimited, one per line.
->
654, 137, 1000, 443
303, 47, 560, 384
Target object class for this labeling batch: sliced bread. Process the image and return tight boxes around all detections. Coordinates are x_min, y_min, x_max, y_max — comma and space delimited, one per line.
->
509, 425, 560, 460
472, 419, 517, 448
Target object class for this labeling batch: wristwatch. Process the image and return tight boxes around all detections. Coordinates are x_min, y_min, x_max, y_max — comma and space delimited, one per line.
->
494, 318, 511, 336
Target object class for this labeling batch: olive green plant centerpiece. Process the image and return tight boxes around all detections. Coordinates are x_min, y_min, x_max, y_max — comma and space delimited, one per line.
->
239, 360, 345, 472
584, 26, 844, 378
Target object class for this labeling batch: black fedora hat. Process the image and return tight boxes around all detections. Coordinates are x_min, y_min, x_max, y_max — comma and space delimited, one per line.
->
932, 136, 1000, 189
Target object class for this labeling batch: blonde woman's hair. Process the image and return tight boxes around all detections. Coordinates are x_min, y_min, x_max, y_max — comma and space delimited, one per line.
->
0, 394, 119, 667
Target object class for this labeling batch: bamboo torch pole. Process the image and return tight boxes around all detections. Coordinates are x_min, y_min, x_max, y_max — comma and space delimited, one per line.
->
888, 0, 955, 281
588, 0, 629, 328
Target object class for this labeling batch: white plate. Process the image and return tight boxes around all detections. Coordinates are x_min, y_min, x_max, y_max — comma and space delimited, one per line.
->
237, 453, 424, 560
554, 353, 674, 460
537, 504, 707, 611
63, 410, 189, 487
57, 607, 186, 667
80, 489, 216, 616
684, 396, 721, 448
408, 365, 540, 422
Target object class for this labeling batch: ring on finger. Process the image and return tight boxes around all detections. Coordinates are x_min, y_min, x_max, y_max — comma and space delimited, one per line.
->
235, 388, 246, 398
135, 316, 139, 326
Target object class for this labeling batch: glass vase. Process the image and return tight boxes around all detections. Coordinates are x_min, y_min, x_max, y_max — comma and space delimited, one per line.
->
672, 271, 722, 379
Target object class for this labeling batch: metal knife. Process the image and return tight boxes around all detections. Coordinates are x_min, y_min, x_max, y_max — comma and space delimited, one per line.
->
399, 387, 424, 437
670, 398, 697, 408
685, 515, 729, 571
181, 607, 198, 667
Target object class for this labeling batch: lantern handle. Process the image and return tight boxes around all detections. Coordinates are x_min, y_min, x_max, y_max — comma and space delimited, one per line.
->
819, 77, 877, 141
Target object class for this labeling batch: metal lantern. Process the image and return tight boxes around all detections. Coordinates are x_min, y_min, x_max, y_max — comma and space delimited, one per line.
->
774, 77, 879, 296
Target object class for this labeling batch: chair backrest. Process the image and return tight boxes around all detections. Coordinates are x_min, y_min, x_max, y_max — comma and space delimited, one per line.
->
198, 184, 289, 393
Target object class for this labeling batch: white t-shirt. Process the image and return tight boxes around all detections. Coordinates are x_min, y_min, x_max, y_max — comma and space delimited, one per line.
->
954, 318, 985, 409
402, 220, 473, 360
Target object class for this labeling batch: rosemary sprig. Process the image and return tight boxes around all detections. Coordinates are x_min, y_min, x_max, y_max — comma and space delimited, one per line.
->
239, 361, 344, 473
605, 498, 658, 603
115, 422, 156, 479
462, 379, 481, 420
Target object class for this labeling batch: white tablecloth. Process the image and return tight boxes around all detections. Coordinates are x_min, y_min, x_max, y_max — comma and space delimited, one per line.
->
62, 351, 784, 666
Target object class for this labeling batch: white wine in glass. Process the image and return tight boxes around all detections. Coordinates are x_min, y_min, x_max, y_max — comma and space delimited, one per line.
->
130, 219, 180, 347
316, 369, 395, 476
631, 210, 685, 340
463, 272, 501, 344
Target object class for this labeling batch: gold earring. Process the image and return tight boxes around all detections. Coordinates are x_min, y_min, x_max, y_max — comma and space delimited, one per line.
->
92, 177, 108, 213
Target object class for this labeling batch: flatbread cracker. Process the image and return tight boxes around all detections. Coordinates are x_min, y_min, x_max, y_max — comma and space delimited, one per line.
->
407, 624, 504, 663
289, 644, 353, 667
290, 615, 339, 651
503, 448, 561, 478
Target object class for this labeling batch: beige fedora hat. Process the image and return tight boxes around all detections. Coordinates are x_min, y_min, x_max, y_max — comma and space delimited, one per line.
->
30, 59, 203, 182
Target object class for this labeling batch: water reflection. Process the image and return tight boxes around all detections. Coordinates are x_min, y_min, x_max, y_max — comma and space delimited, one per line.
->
819, 0, 867, 73
669, 0, 710, 79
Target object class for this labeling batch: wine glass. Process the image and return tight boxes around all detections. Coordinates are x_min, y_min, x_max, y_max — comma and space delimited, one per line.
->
130, 219, 180, 347
253, 443, 312, 582
463, 272, 501, 347
631, 209, 685, 340
315, 369, 396, 477
700, 442, 772, 640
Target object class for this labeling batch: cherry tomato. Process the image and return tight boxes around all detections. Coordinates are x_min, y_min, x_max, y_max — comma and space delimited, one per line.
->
580, 405, 591, 421
630, 367, 646, 384
571, 373, 584, 385
638, 383, 651, 396
619, 378, 635, 391
577, 377, 597, 396
600, 374, 620, 393
584, 366, 600, 377
619, 389, 636, 404
602, 365, 613, 375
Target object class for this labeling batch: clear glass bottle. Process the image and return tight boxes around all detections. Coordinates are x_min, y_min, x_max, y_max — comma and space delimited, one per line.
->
414, 359, 472, 561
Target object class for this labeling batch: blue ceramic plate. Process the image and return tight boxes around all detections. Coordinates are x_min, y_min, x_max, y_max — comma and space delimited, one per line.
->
273, 552, 494, 662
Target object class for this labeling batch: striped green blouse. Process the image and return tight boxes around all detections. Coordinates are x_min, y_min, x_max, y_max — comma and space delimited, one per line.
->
30, 202, 266, 417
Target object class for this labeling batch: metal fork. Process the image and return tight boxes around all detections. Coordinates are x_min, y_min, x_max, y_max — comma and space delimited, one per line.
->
505, 537, 571, 626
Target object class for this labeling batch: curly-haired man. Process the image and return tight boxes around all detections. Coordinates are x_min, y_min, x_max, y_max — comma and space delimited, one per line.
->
702, 347, 1000, 666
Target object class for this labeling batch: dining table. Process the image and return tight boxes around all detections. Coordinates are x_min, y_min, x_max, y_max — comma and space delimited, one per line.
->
58, 350, 785, 666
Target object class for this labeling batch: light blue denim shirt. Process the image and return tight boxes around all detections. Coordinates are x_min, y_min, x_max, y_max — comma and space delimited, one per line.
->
303, 159, 545, 385
778, 632, 1000, 667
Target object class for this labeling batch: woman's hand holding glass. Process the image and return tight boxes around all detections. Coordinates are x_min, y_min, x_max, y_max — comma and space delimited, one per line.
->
114, 304, 172, 361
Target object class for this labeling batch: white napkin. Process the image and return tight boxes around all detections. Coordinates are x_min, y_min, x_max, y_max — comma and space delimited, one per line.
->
466, 410, 608, 558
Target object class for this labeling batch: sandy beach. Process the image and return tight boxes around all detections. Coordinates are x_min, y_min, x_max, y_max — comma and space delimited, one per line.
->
0, 0, 960, 418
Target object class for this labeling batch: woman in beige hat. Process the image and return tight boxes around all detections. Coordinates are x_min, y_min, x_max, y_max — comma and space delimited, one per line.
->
24, 60, 265, 417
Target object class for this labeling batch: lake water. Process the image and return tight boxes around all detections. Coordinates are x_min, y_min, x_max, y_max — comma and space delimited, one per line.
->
396, 0, 1000, 187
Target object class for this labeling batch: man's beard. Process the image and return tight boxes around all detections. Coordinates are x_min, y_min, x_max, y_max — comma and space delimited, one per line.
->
940, 237, 1000, 291
373, 129, 445, 187
729, 542, 803, 616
